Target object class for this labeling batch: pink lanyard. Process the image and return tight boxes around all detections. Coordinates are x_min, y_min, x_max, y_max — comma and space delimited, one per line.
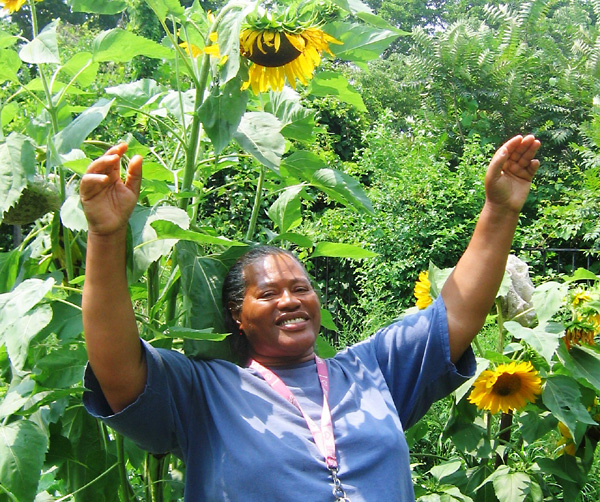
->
248, 356, 351, 501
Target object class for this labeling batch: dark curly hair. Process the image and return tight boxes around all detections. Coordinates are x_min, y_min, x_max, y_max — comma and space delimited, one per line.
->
221, 245, 312, 362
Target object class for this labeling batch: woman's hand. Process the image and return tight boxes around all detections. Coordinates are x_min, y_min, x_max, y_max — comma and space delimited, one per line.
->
484, 134, 541, 214
80, 144, 143, 236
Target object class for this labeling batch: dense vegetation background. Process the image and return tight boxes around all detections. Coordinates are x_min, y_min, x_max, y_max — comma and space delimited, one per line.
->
1, 0, 599, 500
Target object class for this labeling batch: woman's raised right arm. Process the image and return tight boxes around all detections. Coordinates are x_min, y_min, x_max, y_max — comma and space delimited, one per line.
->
80, 144, 146, 413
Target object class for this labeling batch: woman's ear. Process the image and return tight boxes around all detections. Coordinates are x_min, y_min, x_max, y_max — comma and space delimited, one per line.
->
228, 301, 241, 323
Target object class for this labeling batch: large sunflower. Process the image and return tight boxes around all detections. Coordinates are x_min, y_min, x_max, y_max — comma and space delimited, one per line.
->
414, 271, 433, 310
1, 0, 27, 13
468, 361, 542, 414
240, 26, 341, 94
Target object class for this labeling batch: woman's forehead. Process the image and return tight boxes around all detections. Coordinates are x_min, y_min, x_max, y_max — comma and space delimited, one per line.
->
243, 253, 309, 286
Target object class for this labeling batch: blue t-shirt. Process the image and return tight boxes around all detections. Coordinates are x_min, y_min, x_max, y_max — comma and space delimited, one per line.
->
84, 296, 475, 501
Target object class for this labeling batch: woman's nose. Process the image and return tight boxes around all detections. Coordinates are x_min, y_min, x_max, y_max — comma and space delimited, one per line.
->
278, 289, 301, 308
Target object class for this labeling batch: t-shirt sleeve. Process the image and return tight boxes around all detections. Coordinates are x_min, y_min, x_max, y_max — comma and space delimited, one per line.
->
369, 296, 475, 429
83, 340, 196, 456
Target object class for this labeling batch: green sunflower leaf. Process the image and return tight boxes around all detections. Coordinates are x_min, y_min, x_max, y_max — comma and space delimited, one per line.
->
268, 185, 303, 233
308, 72, 366, 112
0, 48, 21, 83
19, 20, 60, 64
310, 242, 377, 259
92, 29, 172, 63
199, 78, 248, 154
0, 420, 48, 502
233, 112, 285, 172
542, 374, 597, 443
66, 0, 127, 14
324, 21, 400, 62
0, 133, 36, 219
144, 0, 185, 21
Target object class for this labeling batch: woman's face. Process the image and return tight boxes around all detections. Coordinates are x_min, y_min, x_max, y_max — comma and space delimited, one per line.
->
235, 253, 321, 366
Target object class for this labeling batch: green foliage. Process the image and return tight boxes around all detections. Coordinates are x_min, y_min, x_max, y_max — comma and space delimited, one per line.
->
308, 122, 491, 335
0, 0, 397, 500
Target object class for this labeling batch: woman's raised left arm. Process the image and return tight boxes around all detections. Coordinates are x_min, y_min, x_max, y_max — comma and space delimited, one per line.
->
441, 135, 541, 363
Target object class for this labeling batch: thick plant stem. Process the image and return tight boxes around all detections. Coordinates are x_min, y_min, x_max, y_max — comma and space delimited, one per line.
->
246, 165, 266, 241
147, 261, 160, 325
495, 410, 513, 468
28, 0, 75, 281
116, 433, 136, 502
178, 54, 211, 211
495, 299, 505, 353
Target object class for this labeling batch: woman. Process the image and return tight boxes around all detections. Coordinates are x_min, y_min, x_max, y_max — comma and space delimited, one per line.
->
80, 135, 541, 501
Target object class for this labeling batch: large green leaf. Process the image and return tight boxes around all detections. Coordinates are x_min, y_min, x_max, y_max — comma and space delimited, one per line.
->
59, 52, 99, 88
556, 344, 600, 392
0, 420, 48, 502
0, 250, 19, 294
325, 21, 399, 63
0, 48, 21, 83
531, 281, 566, 324
53, 98, 114, 155
60, 193, 88, 232
0, 278, 54, 335
167, 326, 228, 341
19, 20, 60, 65
0, 377, 35, 420
308, 72, 367, 112
563, 268, 599, 283
281, 151, 373, 213
106, 79, 165, 118
484, 466, 531, 502
311, 242, 377, 259
4, 304, 52, 371
34, 342, 88, 389
67, 0, 127, 14
504, 321, 562, 365
199, 78, 248, 154
177, 243, 234, 360
130, 205, 190, 281
0, 133, 36, 218
268, 185, 303, 233
215, 3, 253, 84
542, 374, 597, 443
150, 220, 245, 247
233, 112, 285, 172
330, 0, 372, 15
92, 29, 172, 63
265, 88, 316, 142
144, 0, 185, 21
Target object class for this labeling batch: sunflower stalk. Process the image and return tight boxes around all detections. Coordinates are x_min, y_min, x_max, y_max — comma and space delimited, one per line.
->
246, 164, 266, 241
27, 0, 75, 281
495, 298, 505, 352
494, 410, 513, 468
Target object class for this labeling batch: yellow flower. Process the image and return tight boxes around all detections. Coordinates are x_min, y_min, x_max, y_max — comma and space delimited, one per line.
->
1, 0, 27, 13
572, 290, 592, 308
468, 361, 542, 414
179, 42, 203, 58
414, 271, 433, 310
557, 421, 576, 456
239, 27, 341, 94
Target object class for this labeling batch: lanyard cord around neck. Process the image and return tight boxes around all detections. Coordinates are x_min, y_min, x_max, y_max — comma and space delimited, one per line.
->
248, 355, 351, 502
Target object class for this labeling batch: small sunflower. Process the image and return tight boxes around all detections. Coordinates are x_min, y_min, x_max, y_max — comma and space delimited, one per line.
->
1, 0, 27, 13
414, 271, 433, 310
468, 361, 542, 414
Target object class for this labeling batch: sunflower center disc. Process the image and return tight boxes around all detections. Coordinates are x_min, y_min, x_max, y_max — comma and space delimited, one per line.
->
493, 373, 522, 396
245, 32, 302, 67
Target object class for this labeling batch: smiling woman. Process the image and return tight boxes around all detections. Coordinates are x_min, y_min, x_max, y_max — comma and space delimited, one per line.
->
80, 134, 541, 501
223, 246, 322, 365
